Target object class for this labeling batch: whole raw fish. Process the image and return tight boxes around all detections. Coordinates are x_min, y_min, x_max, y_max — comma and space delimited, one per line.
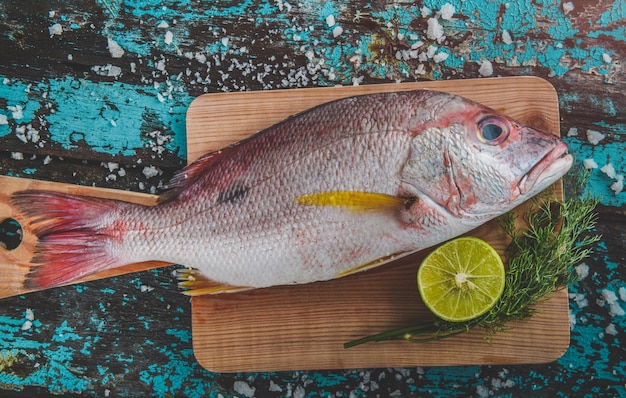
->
12, 90, 572, 294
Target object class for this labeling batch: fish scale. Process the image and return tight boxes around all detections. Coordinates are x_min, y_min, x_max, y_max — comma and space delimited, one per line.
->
11, 90, 572, 294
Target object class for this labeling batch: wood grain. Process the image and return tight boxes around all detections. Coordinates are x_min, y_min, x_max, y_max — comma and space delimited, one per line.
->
187, 77, 569, 371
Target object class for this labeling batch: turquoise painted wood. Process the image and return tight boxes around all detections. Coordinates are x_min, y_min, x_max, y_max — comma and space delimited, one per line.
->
1, 0, 624, 396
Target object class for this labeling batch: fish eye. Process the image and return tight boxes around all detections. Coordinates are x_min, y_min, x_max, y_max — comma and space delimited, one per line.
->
478, 117, 509, 144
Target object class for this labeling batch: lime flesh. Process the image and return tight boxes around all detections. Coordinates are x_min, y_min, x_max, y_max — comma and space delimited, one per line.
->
417, 237, 505, 322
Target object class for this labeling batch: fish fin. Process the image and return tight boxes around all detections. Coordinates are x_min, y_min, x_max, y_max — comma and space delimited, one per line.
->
173, 268, 250, 296
161, 143, 244, 203
296, 191, 414, 212
336, 253, 406, 278
11, 191, 124, 291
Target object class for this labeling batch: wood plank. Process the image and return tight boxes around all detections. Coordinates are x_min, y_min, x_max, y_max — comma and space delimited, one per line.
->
187, 77, 569, 371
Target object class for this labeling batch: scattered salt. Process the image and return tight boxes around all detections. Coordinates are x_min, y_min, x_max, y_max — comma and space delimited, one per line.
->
602, 289, 625, 317
25, 308, 34, 321
569, 309, 576, 330
605, 323, 618, 336
570, 292, 588, 308
157, 21, 169, 29
562, 2, 574, 14
326, 14, 336, 27
140, 285, 155, 293
502, 29, 513, 44
586, 129, 605, 145
478, 60, 493, 76
619, 286, 626, 301
164, 31, 174, 45
269, 380, 282, 392
610, 175, 623, 195
8, 105, 23, 120
426, 18, 444, 40
92, 64, 122, 77
11, 152, 23, 160
0, 114, 7, 125
332, 26, 343, 38
142, 165, 161, 178
233, 381, 255, 398
21, 320, 33, 331
426, 45, 437, 58
421, 6, 432, 18
433, 52, 449, 63
49, 10, 56, 18
575, 263, 589, 279
439, 3, 455, 20
221, 37, 229, 47
602, 53, 612, 64
107, 38, 125, 58
582, 158, 598, 169
49, 23, 63, 37
600, 163, 616, 179
567, 127, 579, 136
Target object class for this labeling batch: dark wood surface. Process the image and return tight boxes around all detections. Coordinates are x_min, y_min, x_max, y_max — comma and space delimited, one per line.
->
1, 0, 624, 396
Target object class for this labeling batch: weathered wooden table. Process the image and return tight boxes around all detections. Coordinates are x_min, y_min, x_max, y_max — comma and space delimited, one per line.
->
1, 1, 624, 396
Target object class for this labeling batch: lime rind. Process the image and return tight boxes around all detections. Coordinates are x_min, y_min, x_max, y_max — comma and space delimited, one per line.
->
417, 237, 505, 323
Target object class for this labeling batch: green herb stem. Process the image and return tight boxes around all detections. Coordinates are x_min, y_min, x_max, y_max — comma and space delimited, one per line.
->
344, 195, 600, 349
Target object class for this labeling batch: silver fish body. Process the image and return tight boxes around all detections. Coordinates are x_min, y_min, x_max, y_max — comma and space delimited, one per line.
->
13, 90, 573, 292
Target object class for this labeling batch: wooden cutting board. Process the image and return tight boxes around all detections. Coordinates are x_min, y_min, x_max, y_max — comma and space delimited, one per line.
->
186, 77, 569, 371
0, 77, 569, 370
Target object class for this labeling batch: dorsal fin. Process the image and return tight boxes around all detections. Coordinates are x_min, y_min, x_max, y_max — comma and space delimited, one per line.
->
159, 142, 242, 203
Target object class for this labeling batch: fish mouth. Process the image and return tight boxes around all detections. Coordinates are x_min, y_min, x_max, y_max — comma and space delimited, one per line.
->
518, 141, 573, 196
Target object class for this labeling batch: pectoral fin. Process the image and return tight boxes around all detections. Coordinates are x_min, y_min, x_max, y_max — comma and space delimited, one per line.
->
174, 268, 250, 296
297, 191, 414, 212
335, 253, 405, 278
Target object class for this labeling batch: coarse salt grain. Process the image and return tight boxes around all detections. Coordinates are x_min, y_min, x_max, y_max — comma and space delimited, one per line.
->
326, 14, 335, 27
142, 166, 161, 178
332, 25, 343, 38
440, 3, 455, 20
562, 2, 574, 14
233, 381, 255, 398
605, 323, 618, 335
582, 159, 598, 169
610, 175, 623, 195
575, 263, 589, 279
567, 127, 579, 136
107, 38, 125, 58
600, 163, 616, 179
164, 31, 174, 45
586, 129, 605, 145
427, 18, 444, 40
49, 23, 63, 37
602, 53, 612, 64
616, 286, 626, 302
433, 52, 449, 63
478, 60, 493, 76
502, 30, 513, 44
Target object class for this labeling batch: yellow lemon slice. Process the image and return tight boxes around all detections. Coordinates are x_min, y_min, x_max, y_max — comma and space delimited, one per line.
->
417, 237, 505, 322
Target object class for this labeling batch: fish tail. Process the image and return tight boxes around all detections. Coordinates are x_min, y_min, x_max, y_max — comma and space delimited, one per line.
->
11, 190, 126, 291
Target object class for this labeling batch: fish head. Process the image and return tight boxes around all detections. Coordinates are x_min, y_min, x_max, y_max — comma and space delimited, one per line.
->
401, 91, 573, 221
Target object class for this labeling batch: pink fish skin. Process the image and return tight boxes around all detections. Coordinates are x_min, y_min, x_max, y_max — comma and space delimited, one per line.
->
12, 90, 572, 293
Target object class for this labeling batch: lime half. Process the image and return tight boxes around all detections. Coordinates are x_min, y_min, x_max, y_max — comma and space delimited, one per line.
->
417, 237, 505, 322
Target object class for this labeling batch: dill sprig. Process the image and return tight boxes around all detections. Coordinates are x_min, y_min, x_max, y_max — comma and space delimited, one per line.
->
344, 195, 600, 348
